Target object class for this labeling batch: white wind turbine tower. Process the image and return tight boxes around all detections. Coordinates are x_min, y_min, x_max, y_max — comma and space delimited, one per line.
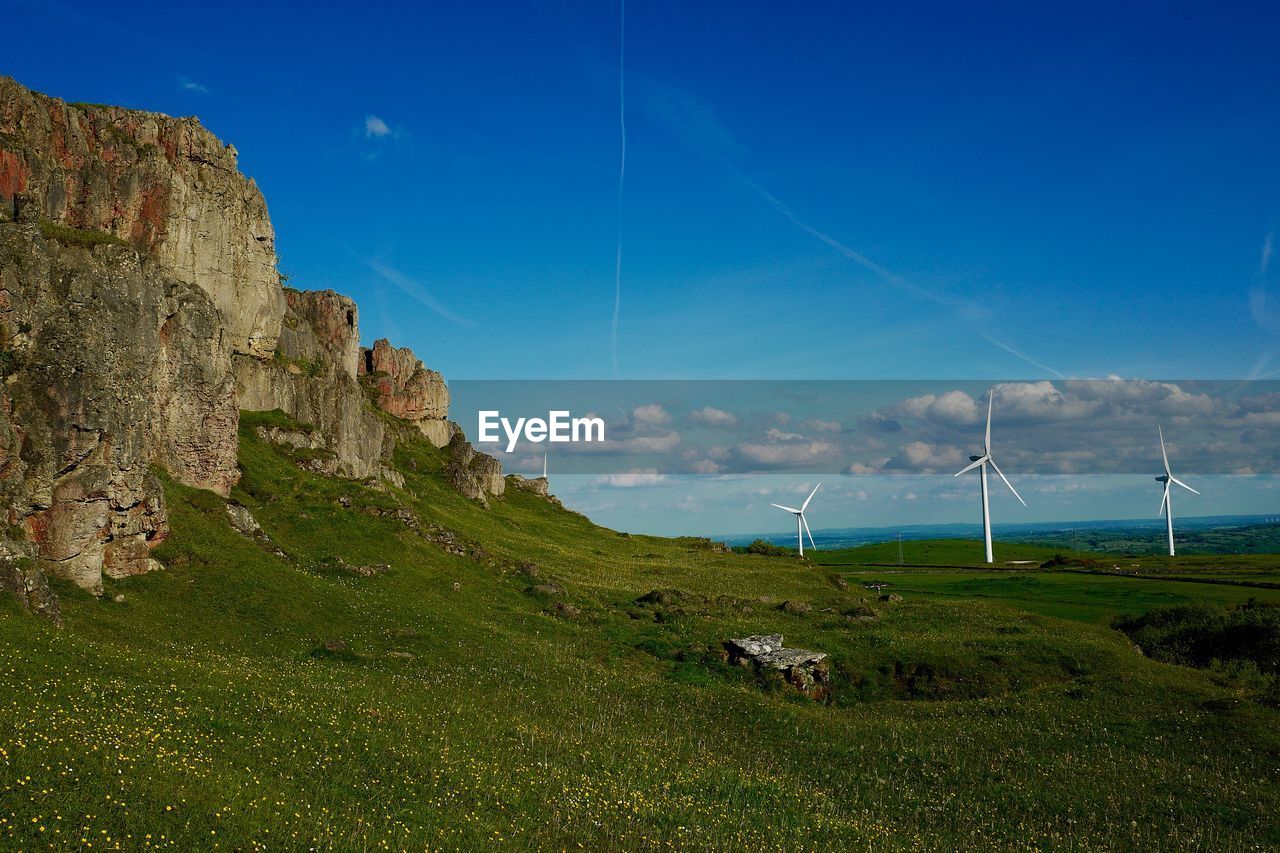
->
1156, 427, 1199, 557
954, 390, 1026, 563
541, 451, 548, 481
771, 483, 821, 557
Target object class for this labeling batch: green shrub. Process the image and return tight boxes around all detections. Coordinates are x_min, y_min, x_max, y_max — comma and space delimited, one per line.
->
38, 220, 128, 248
746, 539, 792, 557
1115, 600, 1280, 673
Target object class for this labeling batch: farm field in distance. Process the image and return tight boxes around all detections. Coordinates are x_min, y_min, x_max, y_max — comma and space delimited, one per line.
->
813, 540, 1280, 624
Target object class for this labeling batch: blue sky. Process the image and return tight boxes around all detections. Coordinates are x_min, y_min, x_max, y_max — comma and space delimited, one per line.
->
8, 1, 1280, 535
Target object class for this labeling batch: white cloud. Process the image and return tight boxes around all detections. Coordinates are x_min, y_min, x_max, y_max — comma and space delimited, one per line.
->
689, 406, 738, 427
888, 441, 966, 472
365, 115, 392, 139
179, 78, 208, 94
895, 391, 980, 425
804, 418, 842, 432
735, 440, 837, 467
691, 459, 722, 474
596, 469, 666, 488
1263, 231, 1274, 274
632, 403, 671, 425
764, 427, 806, 442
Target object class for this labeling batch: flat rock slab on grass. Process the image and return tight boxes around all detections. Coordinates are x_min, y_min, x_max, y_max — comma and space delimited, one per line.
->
724, 635, 831, 700
756, 648, 827, 669
725, 634, 783, 658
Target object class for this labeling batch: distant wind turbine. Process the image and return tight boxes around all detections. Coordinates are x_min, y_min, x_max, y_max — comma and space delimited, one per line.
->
954, 390, 1026, 563
1156, 427, 1199, 557
772, 483, 821, 557
542, 452, 548, 481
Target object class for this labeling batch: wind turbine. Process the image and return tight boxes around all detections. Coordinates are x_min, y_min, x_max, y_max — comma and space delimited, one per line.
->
771, 483, 821, 557
541, 451, 548, 481
954, 390, 1026, 563
1156, 427, 1199, 557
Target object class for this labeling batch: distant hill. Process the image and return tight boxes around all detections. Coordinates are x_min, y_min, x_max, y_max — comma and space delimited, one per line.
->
723, 514, 1280, 555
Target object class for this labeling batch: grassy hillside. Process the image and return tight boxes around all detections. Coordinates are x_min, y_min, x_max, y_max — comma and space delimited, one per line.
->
1, 414, 1278, 848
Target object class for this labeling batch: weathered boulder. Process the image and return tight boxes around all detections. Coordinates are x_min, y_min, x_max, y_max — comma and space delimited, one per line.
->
724, 634, 829, 700
756, 648, 828, 670
225, 503, 262, 537
725, 634, 783, 659
757, 648, 830, 697
0, 75, 285, 359
0, 224, 238, 594
358, 338, 451, 446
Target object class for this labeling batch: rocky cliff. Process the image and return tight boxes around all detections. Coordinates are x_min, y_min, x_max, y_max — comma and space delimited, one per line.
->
0, 76, 505, 613
0, 76, 284, 359
359, 338, 453, 447
0, 222, 238, 594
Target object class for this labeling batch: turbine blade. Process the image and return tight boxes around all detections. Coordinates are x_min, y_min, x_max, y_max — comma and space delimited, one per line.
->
954, 455, 988, 477
801, 514, 817, 551
1159, 426, 1170, 475
988, 457, 1027, 507
1170, 476, 1199, 495
1158, 482, 1169, 517
801, 482, 822, 511
771, 503, 800, 514
985, 390, 994, 452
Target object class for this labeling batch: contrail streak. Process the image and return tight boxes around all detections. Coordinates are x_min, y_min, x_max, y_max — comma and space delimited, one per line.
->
747, 177, 1065, 378
367, 259, 475, 327
611, 0, 626, 377
980, 332, 1065, 379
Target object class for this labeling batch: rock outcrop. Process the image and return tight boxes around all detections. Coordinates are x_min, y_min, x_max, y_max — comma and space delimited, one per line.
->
357, 337, 505, 503
0, 75, 506, 612
359, 338, 451, 447
443, 432, 506, 508
0, 223, 238, 593
507, 474, 550, 497
235, 289, 391, 480
0, 75, 284, 359
0, 540, 60, 624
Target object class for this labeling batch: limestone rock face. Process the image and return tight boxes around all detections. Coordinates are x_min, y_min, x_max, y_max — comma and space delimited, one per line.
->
0, 540, 61, 624
359, 338, 450, 446
288, 289, 360, 380
236, 289, 391, 480
507, 474, 549, 498
0, 75, 285, 358
0, 224, 238, 594
443, 432, 506, 508
0, 76, 501, 612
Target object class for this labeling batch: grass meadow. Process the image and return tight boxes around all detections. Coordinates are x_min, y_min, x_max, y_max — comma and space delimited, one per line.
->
0, 412, 1277, 849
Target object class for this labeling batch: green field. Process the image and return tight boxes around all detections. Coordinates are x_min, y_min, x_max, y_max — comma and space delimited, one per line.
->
1, 414, 1278, 849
